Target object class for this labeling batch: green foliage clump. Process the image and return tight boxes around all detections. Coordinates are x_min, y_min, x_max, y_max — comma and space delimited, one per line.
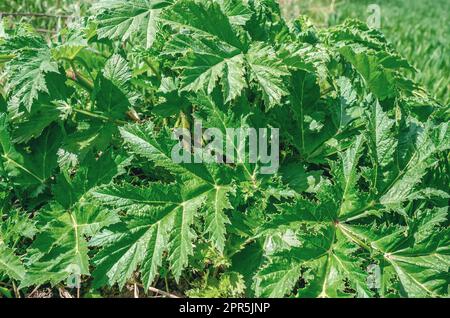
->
0, 0, 448, 298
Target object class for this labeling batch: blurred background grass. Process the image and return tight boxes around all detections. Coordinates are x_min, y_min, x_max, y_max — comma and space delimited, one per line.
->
281, 0, 449, 104
1, 0, 449, 103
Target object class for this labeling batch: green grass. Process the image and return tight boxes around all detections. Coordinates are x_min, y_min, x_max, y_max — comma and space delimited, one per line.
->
281, 0, 450, 104
0, 0, 92, 33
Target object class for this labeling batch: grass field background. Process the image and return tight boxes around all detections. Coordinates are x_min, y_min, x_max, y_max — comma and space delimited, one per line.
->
280, 0, 449, 104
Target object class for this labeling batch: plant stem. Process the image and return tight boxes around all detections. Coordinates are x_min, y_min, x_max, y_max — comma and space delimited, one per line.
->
66, 62, 94, 92
0, 54, 16, 63
135, 283, 180, 298
144, 58, 161, 81
73, 108, 128, 125
0, 12, 71, 19
12, 281, 20, 298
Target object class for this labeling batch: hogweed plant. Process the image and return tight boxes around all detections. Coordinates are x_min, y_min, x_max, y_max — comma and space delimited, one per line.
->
0, 0, 448, 298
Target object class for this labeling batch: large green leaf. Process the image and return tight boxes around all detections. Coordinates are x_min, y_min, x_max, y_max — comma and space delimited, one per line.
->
94, 0, 173, 48
0, 245, 25, 281
21, 204, 118, 287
